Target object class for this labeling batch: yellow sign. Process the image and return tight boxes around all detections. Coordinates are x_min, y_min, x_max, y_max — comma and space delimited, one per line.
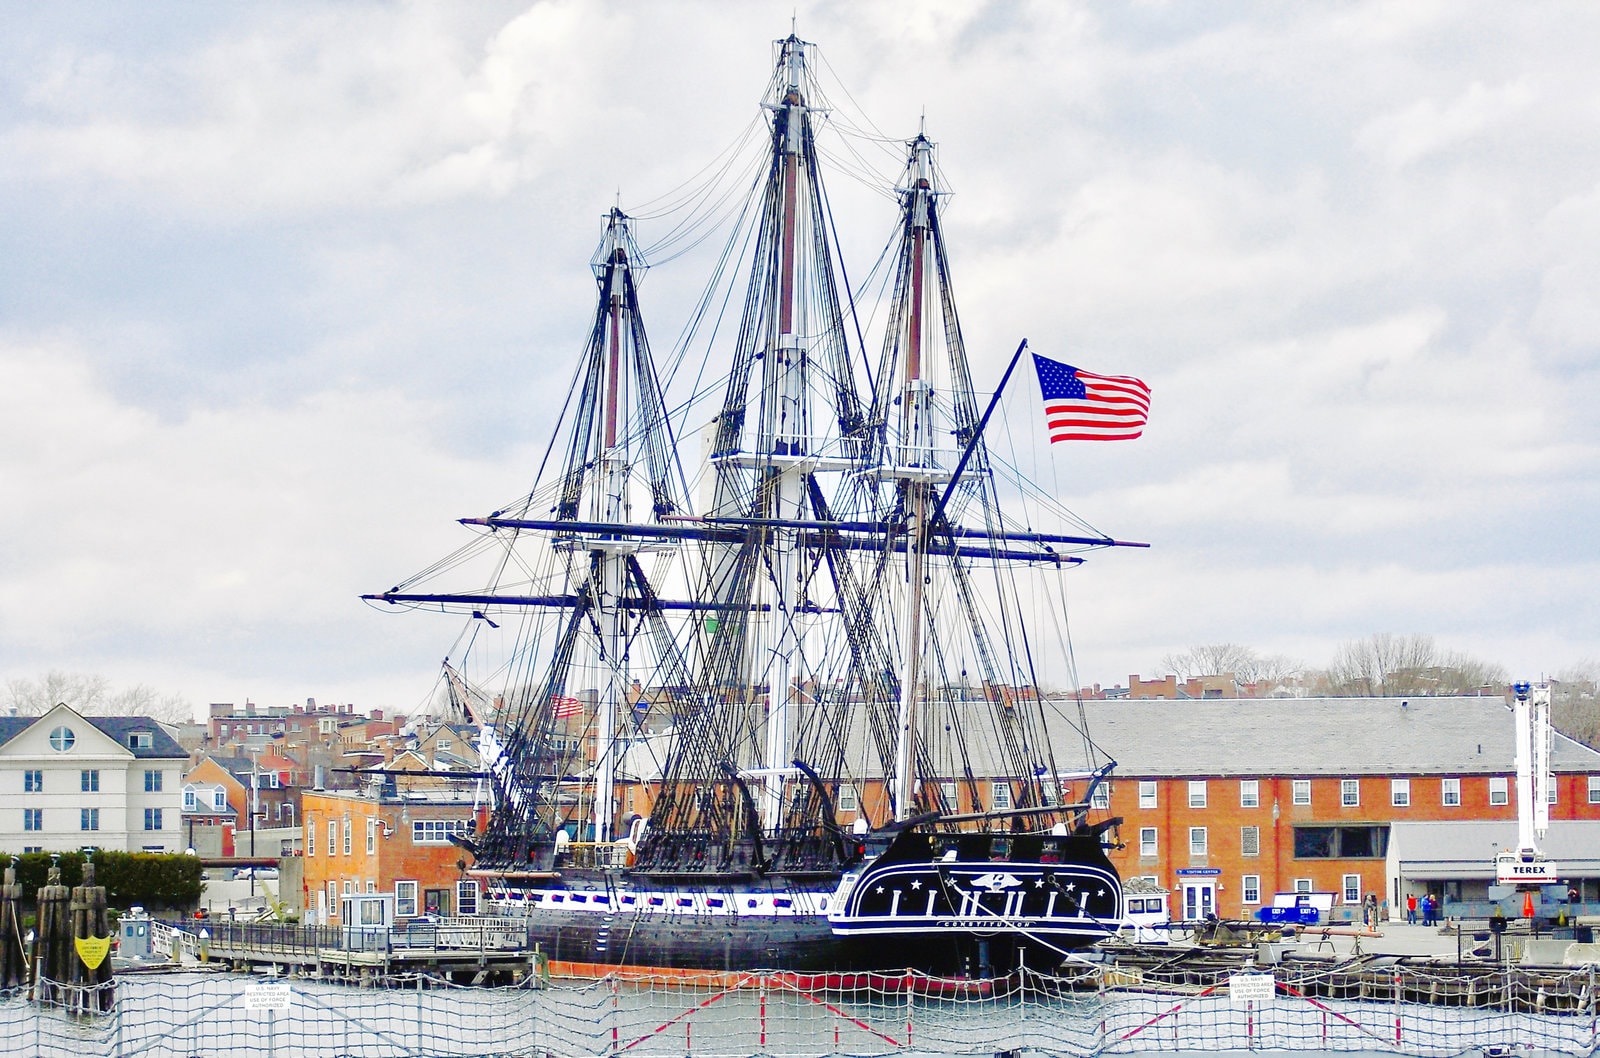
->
74, 935, 111, 970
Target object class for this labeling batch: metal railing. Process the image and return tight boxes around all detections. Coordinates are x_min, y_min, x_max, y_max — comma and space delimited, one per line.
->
156, 915, 527, 956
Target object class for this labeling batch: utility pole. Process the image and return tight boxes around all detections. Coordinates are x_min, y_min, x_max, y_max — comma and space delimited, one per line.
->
250, 753, 259, 900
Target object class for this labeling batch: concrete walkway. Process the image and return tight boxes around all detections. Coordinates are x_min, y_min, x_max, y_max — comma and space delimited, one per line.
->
1291, 919, 1582, 960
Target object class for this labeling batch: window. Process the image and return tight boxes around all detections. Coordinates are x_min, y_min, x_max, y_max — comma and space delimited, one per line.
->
327, 881, 338, 918
1391, 779, 1410, 807
23, 847, 41, 855
1242, 875, 1261, 904
1343, 874, 1361, 904
437, 739, 452, 753
1189, 827, 1208, 856
1294, 878, 1313, 894
837, 785, 858, 812
1139, 781, 1157, 809
1090, 783, 1110, 810
81, 808, 99, 831
144, 769, 163, 792
183, 788, 197, 811
81, 770, 100, 793
329, 820, 338, 855
396, 880, 419, 917
367, 819, 377, 855
1188, 781, 1208, 808
49, 726, 75, 751
412, 819, 474, 844
457, 879, 480, 916
212, 790, 226, 810
1547, 781, 1558, 805
128, 731, 152, 749
342, 818, 352, 856
24, 808, 42, 831
1589, 776, 1600, 804
24, 769, 43, 793
1041, 779, 1060, 806
1292, 779, 1311, 805
939, 780, 959, 807
306, 821, 316, 857
1293, 824, 1389, 859
1241, 825, 1260, 857
1442, 778, 1461, 807
1490, 777, 1509, 806
1138, 827, 1158, 857
143, 808, 163, 831
268, 772, 280, 789
366, 880, 377, 894
343, 880, 353, 894
1239, 780, 1259, 808
991, 782, 1013, 811
1340, 779, 1359, 807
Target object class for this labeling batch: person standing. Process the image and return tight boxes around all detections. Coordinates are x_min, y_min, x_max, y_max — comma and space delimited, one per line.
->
1421, 893, 1435, 926
1406, 893, 1418, 924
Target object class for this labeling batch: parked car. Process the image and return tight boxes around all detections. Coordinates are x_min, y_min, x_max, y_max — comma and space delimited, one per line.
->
234, 867, 279, 880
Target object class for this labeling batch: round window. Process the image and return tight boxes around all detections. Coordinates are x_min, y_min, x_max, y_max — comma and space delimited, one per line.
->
49, 725, 75, 751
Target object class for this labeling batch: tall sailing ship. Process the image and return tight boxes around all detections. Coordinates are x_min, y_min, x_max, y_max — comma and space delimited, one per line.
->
366, 33, 1146, 976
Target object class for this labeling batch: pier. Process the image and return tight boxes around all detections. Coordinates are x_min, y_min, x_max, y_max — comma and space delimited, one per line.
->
148, 916, 545, 985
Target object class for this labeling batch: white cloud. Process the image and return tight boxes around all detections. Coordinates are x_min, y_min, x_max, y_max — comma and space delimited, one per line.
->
5, 1, 1600, 708
1356, 80, 1537, 169
0, 335, 522, 700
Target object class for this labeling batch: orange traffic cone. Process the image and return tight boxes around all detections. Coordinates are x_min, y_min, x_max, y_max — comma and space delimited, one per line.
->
1523, 890, 1536, 918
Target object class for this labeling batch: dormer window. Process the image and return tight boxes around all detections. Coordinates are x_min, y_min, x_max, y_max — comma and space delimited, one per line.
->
129, 731, 153, 749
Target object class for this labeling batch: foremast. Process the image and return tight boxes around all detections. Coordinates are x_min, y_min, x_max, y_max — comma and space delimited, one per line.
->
367, 207, 693, 871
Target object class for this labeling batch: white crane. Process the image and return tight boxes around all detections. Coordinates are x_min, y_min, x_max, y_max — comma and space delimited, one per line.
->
1494, 681, 1558, 886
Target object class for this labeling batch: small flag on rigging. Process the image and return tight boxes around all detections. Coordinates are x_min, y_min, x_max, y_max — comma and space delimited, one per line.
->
550, 695, 584, 718
1032, 354, 1150, 442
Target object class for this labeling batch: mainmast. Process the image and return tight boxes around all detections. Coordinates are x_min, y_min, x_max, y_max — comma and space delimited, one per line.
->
640, 32, 872, 877
589, 206, 634, 842
891, 130, 938, 821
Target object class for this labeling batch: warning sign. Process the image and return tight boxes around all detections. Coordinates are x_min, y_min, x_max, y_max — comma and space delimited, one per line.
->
74, 935, 111, 970
1228, 973, 1276, 1007
242, 984, 294, 1012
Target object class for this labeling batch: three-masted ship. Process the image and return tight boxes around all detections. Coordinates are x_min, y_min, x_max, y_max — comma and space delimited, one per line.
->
366, 33, 1143, 976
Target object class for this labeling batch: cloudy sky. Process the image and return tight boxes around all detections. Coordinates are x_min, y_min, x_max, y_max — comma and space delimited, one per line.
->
3, 2, 1596, 717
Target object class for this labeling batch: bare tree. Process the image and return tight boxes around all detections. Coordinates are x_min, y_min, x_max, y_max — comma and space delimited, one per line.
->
1161, 644, 1306, 691
1553, 661, 1600, 748
4, 670, 195, 724
1162, 644, 1257, 681
1319, 634, 1505, 696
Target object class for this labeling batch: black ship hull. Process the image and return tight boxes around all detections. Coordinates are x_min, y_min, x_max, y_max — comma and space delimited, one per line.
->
483, 828, 1122, 975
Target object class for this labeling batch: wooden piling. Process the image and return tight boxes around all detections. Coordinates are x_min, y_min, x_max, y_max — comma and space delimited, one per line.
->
0, 859, 25, 989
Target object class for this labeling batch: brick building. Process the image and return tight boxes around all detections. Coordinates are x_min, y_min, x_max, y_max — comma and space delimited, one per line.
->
300, 773, 481, 925
1085, 696, 1600, 921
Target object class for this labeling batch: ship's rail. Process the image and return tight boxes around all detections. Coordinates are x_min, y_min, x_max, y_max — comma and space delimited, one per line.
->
6, 962, 1599, 1057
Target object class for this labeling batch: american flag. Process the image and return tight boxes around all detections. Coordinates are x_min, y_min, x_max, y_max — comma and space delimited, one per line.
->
550, 695, 584, 718
1032, 354, 1150, 442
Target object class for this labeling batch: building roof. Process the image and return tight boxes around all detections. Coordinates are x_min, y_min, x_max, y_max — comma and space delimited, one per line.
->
0, 713, 188, 759
1389, 820, 1600, 878
1073, 695, 1600, 778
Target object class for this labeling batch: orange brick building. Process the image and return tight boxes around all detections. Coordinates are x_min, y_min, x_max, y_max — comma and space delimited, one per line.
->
1085, 696, 1600, 921
300, 778, 481, 924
